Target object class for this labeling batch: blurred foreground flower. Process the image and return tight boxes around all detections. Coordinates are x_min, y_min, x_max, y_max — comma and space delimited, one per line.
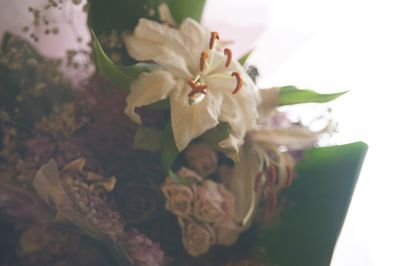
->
33, 159, 164, 266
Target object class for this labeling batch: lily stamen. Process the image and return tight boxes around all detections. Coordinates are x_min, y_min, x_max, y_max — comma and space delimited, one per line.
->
200, 51, 208, 72
267, 164, 277, 184
209, 31, 220, 49
231, 72, 243, 94
224, 48, 232, 67
188, 83, 208, 97
187, 79, 198, 89
284, 166, 294, 188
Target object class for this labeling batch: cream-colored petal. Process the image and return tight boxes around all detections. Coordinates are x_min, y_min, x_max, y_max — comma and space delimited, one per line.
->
126, 18, 209, 77
158, 3, 177, 27
222, 145, 262, 229
218, 134, 243, 155
248, 122, 333, 150
125, 70, 176, 124
179, 18, 209, 70
170, 84, 223, 151
258, 87, 279, 119
124, 34, 191, 78
206, 72, 260, 152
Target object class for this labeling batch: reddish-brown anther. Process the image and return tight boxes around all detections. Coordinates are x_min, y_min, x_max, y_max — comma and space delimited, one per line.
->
209, 31, 220, 49
267, 164, 277, 184
284, 166, 294, 188
231, 72, 243, 94
254, 171, 263, 193
224, 48, 232, 67
200, 51, 208, 72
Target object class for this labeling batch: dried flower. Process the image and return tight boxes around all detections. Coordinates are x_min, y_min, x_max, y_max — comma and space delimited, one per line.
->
193, 180, 236, 224
115, 179, 163, 224
60, 159, 125, 238
184, 142, 218, 177
33, 159, 165, 265
117, 229, 164, 266
179, 217, 216, 257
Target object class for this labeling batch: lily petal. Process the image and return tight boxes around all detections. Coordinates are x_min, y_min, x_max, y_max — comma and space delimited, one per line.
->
124, 34, 191, 78
124, 18, 208, 77
179, 19, 209, 70
258, 87, 279, 119
170, 84, 223, 151
207, 72, 259, 151
125, 70, 176, 124
222, 145, 261, 228
248, 122, 333, 150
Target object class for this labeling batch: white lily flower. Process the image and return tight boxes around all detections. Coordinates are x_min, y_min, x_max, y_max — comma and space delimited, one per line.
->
124, 18, 261, 151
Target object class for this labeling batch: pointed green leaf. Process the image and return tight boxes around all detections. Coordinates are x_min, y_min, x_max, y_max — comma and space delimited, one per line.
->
133, 126, 163, 152
87, 0, 153, 34
278, 86, 347, 106
165, 0, 206, 24
257, 142, 368, 266
238, 49, 253, 65
161, 122, 179, 173
199, 123, 240, 163
91, 30, 151, 92
147, 99, 170, 110
200, 122, 230, 148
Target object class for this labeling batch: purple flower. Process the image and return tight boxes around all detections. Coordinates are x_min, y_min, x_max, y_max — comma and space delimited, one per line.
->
117, 229, 165, 266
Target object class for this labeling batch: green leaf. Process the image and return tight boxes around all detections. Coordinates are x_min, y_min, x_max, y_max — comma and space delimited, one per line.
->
91, 30, 151, 92
165, 0, 206, 24
87, 0, 154, 34
147, 99, 170, 110
200, 123, 230, 148
238, 49, 253, 65
161, 122, 179, 173
199, 123, 240, 163
257, 142, 368, 266
133, 127, 163, 152
278, 86, 347, 106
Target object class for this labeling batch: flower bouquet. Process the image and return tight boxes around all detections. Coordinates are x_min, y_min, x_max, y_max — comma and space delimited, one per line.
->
0, 1, 367, 265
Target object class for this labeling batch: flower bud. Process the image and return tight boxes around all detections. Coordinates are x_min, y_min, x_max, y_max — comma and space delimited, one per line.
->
184, 143, 218, 177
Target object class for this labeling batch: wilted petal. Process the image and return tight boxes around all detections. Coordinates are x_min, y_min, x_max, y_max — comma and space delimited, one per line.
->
125, 70, 176, 124
170, 84, 223, 151
33, 159, 72, 209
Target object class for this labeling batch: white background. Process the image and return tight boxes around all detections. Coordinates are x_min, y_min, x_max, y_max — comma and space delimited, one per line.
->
204, 0, 400, 265
1, 0, 400, 265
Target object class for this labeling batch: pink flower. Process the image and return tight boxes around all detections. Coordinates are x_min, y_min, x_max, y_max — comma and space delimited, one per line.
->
179, 217, 216, 257
184, 143, 218, 177
161, 179, 194, 217
193, 180, 236, 224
